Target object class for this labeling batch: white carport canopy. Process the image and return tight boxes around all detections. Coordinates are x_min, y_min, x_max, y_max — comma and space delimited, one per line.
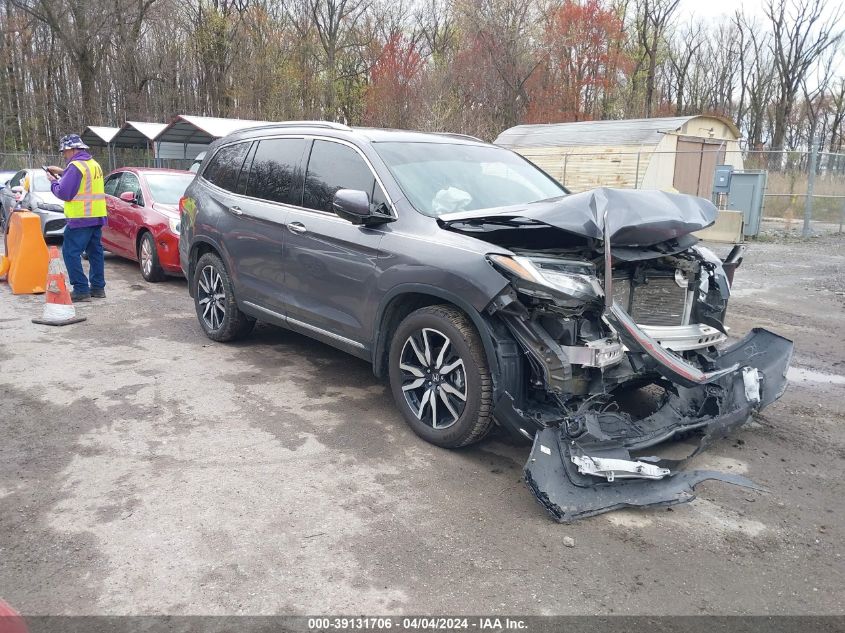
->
81, 126, 120, 147
155, 115, 270, 145
111, 121, 167, 148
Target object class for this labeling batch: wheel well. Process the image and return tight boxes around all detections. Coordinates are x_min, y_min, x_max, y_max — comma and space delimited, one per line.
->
135, 229, 151, 257
372, 291, 506, 382
191, 241, 215, 266
373, 294, 453, 378
187, 241, 218, 297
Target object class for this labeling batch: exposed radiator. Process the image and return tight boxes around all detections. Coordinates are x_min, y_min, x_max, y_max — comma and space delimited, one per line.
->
612, 272, 690, 326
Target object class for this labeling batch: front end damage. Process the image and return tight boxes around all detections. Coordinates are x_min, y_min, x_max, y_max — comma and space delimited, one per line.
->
441, 188, 794, 522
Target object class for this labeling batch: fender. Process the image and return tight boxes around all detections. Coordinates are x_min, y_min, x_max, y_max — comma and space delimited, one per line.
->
371, 282, 505, 389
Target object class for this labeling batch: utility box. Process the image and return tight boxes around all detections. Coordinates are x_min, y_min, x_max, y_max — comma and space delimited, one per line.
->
727, 171, 767, 237
713, 165, 734, 194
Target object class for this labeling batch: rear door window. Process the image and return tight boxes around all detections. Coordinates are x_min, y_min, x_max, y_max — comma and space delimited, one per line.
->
302, 140, 388, 214
243, 138, 308, 205
203, 142, 250, 193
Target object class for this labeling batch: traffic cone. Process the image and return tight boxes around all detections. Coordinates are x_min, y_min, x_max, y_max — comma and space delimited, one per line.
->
31, 246, 86, 326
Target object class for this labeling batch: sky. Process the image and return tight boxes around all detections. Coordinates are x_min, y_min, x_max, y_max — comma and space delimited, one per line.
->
678, 0, 845, 24
676, 0, 845, 85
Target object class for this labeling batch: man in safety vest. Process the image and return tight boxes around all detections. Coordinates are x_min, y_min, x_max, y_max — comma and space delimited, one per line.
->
46, 134, 107, 302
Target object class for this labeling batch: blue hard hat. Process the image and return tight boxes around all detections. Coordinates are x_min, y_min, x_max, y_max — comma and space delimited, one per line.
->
58, 134, 89, 151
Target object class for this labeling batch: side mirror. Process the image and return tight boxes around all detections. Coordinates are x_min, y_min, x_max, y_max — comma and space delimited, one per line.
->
119, 191, 137, 204
332, 189, 393, 226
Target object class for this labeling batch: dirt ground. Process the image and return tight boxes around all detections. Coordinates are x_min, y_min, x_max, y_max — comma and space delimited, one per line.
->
0, 231, 843, 616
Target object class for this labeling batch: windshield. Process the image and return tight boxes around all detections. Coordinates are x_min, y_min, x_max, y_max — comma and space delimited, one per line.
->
29, 171, 52, 192
144, 173, 195, 205
373, 142, 567, 216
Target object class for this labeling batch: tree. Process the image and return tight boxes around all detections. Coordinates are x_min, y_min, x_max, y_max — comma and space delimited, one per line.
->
631, 0, 680, 117
765, 0, 844, 153
527, 0, 627, 123
302, 0, 371, 120
10, 0, 159, 122
455, 0, 543, 132
365, 33, 420, 127
666, 20, 702, 115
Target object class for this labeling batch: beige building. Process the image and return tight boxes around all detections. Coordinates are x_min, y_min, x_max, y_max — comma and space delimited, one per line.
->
494, 115, 743, 197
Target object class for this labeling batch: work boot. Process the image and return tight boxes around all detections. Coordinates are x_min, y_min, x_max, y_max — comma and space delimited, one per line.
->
91, 287, 106, 299
70, 290, 91, 303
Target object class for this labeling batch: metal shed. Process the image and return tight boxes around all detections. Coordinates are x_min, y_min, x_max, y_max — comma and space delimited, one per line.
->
81, 126, 120, 147
112, 121, 167, 149
494, 115, 744, 197
154, 115, 270, 161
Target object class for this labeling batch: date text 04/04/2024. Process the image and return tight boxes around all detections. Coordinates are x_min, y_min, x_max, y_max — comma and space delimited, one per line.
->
306, 618, 528, 630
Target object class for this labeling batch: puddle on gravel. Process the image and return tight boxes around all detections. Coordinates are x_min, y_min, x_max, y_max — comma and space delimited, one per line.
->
787, 367, 845, 385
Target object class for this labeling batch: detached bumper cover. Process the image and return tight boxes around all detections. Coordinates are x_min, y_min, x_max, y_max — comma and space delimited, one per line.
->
524, 327, 793, 522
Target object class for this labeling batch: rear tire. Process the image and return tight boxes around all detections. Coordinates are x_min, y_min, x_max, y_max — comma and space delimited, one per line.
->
138, 232, 165, 282
193, 252, 255, 342
388, 304, 493, 448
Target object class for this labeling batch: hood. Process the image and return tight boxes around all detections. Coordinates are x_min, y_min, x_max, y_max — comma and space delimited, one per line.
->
438, 187, 717, 247
152, 202, 178, 217
31, 190, 64, 208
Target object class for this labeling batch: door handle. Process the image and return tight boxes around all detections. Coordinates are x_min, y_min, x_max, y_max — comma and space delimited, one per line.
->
228, 205, 243, 215
288, 222, 307, 234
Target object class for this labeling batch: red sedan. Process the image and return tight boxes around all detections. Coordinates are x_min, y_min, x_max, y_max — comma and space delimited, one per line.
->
102, 168, 195, 282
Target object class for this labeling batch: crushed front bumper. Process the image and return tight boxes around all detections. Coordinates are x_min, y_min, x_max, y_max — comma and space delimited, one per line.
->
523, 325, 793, 522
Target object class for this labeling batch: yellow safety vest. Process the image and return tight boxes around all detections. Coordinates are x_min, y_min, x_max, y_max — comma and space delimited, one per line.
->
64, 158, 107, 219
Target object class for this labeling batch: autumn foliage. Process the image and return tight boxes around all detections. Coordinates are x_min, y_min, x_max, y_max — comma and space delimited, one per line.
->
527, 0, 628, 123
365, 33, 426, 129
0, 0, 843, 153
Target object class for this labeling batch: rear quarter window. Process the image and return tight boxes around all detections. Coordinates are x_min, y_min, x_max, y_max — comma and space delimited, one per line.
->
203, 142, 250, 193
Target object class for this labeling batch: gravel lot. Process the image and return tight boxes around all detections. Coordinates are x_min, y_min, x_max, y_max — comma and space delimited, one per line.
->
0, 232, 843, 616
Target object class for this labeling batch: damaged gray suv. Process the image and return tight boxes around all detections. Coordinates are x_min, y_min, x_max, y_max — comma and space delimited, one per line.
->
179, 122, 793, 522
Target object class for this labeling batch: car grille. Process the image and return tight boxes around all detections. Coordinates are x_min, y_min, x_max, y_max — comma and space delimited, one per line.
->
612, 272, 689, 326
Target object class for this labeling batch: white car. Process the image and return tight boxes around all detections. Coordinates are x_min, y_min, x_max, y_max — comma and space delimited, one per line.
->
189, 151, 206, 174
0, 169, 67, 237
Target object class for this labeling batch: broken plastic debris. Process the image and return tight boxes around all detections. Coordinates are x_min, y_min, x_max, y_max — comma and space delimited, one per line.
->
571, 455, 671, 482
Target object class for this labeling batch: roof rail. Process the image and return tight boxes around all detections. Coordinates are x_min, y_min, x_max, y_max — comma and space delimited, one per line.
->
436, 132, 484, 142
272, 120, 353, 131
225, 120, 354, 137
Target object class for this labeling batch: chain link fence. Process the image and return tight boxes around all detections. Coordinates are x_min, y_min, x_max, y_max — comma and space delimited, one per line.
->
533, 147, 845, 236
2, 146, 843, 236
744, 150, 845, 234
0, 151, 62, 172
0, 149, 192, 174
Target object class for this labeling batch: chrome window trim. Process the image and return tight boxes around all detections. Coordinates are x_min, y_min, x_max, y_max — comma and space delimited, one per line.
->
200, 133, 397, 220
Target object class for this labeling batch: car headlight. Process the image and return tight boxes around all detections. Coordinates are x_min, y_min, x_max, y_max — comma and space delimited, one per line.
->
168, 216, 180, 235
488, 254, 603, 302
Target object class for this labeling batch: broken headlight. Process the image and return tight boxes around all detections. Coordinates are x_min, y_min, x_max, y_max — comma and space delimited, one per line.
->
489, 254, 603, 302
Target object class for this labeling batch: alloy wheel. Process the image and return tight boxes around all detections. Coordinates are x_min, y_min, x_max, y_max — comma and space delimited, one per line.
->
399, 327, 467, 429
140, 237, 153, 277
197, 265, 226, 330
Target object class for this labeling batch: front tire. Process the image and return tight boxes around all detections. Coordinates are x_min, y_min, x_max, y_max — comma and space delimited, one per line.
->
139, 232, 165, 282
193, 252, 255, 342
388, 305, 493, 448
